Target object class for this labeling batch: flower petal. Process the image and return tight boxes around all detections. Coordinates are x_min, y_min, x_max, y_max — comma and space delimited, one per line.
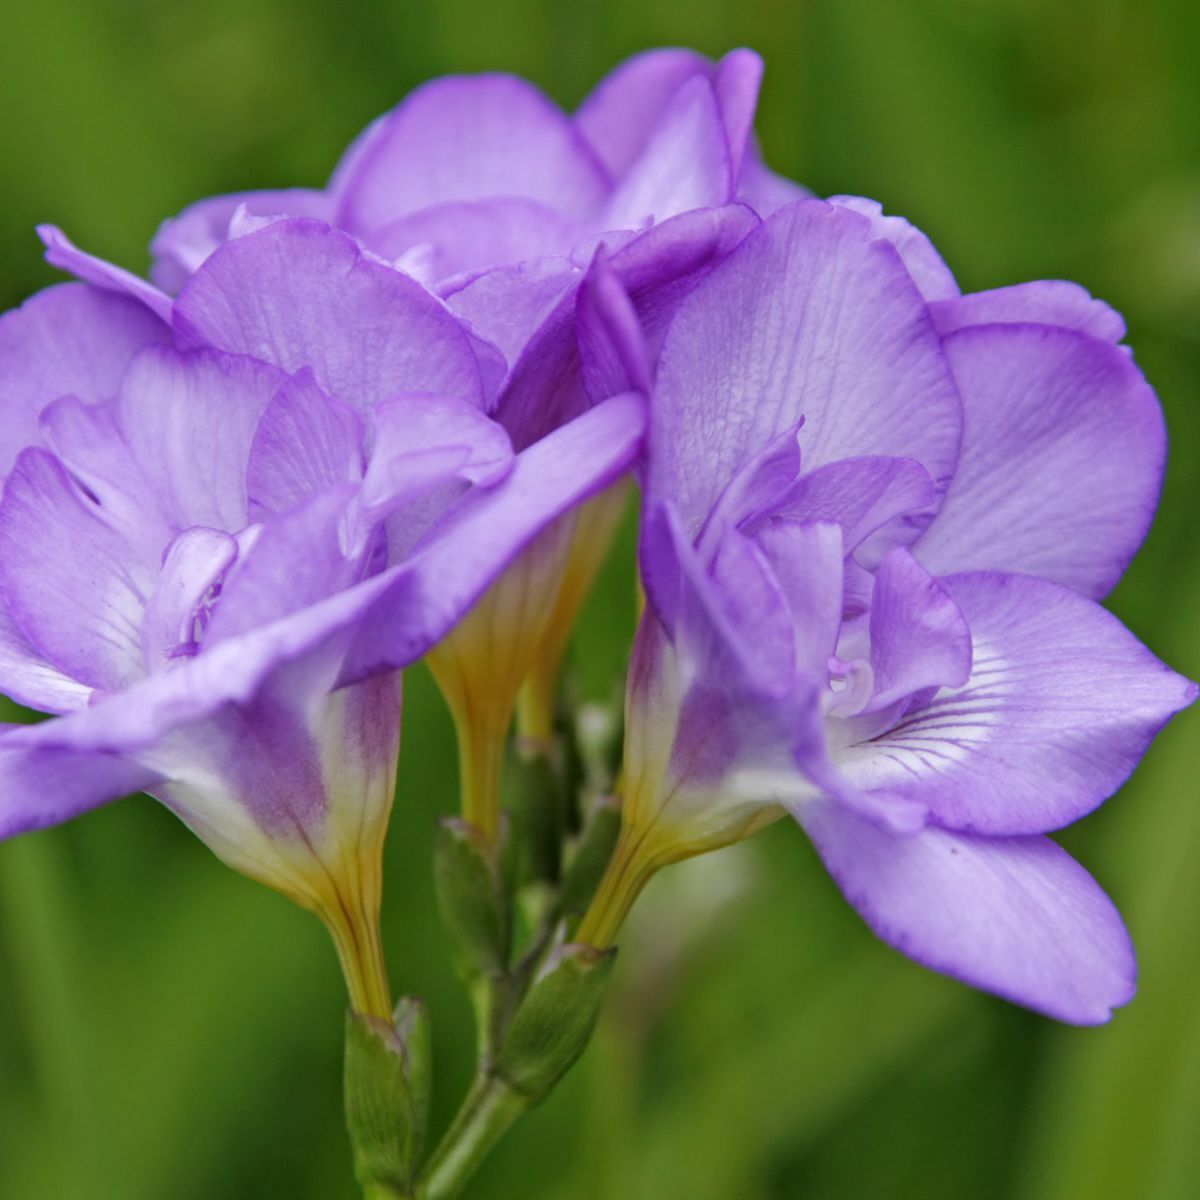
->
763, 455, 939, 566
340, 390, 646, 681
930, 280, 1125, 342
0, 283, 169, 476
837, 571, 1197, 834
865, 548, 971, 712
117, 346, 286, 534
173, 219, 489, 409
0, 449, 149, 691
650, 199, 962, 538
246, 370, 365, 522
495, 203, 757, 448
366, 197, 582, 282
602, 75, 733, 230
337, 74, 610, 232
0, 738, 161, 838
149, 188, 334, 292
38, 225, 173, 322
0, 604, 91, 713
575, 48, 714, 177
914, 324, 1163, 597
828, 197, 959, 301
797, 799, 1137, 1024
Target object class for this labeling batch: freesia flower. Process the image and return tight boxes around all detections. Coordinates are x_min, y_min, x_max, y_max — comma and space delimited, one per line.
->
0, 243, 643, 1013
577, 198, 1197, 1024
35, 49, 778, 843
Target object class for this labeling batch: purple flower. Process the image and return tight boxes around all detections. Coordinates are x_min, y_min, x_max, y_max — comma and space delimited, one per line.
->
0, 235, 643, 1011
579, 198, 1197, 1024
33, 51, 779, 843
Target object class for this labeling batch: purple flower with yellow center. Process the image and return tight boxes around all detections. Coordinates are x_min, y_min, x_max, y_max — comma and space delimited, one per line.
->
36, 49, 782, 844
0, 237, 643, 1016
577, 198, 1197, 1023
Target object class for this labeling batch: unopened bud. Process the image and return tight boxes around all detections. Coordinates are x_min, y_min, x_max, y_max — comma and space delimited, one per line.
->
434, 818, 510, 978
496, 943, 615, 1103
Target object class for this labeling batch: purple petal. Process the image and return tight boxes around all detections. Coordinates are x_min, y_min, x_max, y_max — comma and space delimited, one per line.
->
0, 738, 161, 838
0, 283, 169, 476
116, 346, 287, 534
206, 486, 363, 644
650, 200, 962, 538
150, 188, 334, 292
0, 449, 148, 692
602, 75, 732, 230
365, 393, 513, 514
246, 370, 365, 522
173, 219, 489, 410
736, 152, 810, 216
762, 455, 939, 566
365, 197, 583, 282
38, 225, 173, 322
798, 799, 1137, 1024
576, 249, 652, 401
864, 548, 971, 711
495, 203, 758, 448
914, 324, 1163, 597
930, 280, 1125, 342
575, 48, 714, 177
829, 197, 959, 301
443, 257, 577, 367
753, 520, 845, 677
0, 604, 91, 713
337, 74, 610, 233
713, 49, 764, 178
340, 391, 646, 681
837, 571, 1197, 835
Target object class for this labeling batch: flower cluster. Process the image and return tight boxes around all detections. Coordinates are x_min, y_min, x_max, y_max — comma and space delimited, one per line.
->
0, 42, 1194, 1195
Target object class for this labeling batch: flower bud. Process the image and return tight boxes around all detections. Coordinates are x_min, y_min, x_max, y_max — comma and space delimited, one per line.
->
496, 943, 615, 1103
343, 997, 431, 1193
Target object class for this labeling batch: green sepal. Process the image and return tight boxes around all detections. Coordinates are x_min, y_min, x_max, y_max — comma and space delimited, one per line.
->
434, 817, 510, 978
558, 795, 622, 918
495, 942, 615, 1103
343, 997, 431, 1194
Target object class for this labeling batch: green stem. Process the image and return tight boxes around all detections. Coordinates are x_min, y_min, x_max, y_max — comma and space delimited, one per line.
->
362, 1182, 412, 1200
418, 1076, 529, 1200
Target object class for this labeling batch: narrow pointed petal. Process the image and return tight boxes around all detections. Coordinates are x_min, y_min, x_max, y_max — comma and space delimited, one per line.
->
838, 572, 1197, 834
915, 324, 1164, 597
798, 800, 1137, 1024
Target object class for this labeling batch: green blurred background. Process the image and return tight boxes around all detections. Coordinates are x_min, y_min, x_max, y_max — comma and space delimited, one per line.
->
1, 1, 1198, 1196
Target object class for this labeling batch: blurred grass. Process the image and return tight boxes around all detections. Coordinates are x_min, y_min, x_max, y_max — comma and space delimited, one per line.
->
1, 0, 1198, 1197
